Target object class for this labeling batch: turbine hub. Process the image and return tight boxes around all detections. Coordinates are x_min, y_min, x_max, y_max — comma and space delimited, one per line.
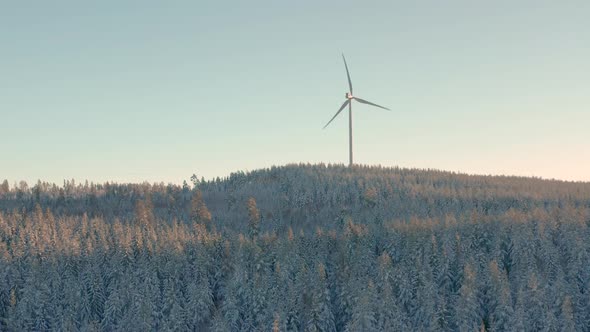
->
346, 92, 353, 99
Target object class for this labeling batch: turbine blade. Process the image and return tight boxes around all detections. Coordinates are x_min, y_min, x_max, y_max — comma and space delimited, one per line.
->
354, 97, 390, 111
323, 100, 350, 129
342, 54, 353, 94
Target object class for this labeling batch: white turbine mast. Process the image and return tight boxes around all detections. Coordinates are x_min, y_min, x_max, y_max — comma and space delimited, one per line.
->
323, 54, 390, 166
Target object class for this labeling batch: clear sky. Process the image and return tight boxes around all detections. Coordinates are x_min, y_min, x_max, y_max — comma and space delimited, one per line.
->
1, 1, 589, 184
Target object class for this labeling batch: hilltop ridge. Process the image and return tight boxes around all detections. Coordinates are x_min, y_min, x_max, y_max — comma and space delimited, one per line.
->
1, 163, 589, 234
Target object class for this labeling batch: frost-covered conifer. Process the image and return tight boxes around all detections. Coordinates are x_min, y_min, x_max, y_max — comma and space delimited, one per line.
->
455, 263, 482, 332
190, 190, 212, 224
247, 197, 260, 238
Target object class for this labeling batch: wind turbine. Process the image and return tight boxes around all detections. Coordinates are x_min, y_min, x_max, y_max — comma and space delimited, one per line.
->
323, 54, 390, 167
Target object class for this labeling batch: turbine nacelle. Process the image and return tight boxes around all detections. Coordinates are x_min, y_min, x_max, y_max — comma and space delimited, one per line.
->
346, 92, 354, 99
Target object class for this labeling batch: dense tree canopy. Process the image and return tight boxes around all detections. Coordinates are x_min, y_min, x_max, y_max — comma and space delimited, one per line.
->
0, 164, 589, 331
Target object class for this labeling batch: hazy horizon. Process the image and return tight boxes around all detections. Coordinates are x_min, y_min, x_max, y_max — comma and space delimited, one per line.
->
2, 1, 588, 184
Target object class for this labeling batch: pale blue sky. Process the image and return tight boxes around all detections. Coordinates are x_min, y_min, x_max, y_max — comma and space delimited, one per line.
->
1, 1, 588, 184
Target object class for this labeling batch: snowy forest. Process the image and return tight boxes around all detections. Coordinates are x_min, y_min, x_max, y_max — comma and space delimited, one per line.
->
0, 164, 589, 331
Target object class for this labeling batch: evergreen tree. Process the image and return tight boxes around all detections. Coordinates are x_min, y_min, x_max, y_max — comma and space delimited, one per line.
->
190, 190, 212, 224
0, 180, 8, 197
455, 263, 482, 332
247, 197, 260, 238
345, 280, 378, 332
306, 262, 336, 332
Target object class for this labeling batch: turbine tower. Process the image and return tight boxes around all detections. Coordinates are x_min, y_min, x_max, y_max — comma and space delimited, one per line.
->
323, 54, 390, 167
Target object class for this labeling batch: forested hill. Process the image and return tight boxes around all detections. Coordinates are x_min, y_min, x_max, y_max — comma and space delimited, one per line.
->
1, 164, 590, 331
1, 164, 589, 233
199, 164, 590, 233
